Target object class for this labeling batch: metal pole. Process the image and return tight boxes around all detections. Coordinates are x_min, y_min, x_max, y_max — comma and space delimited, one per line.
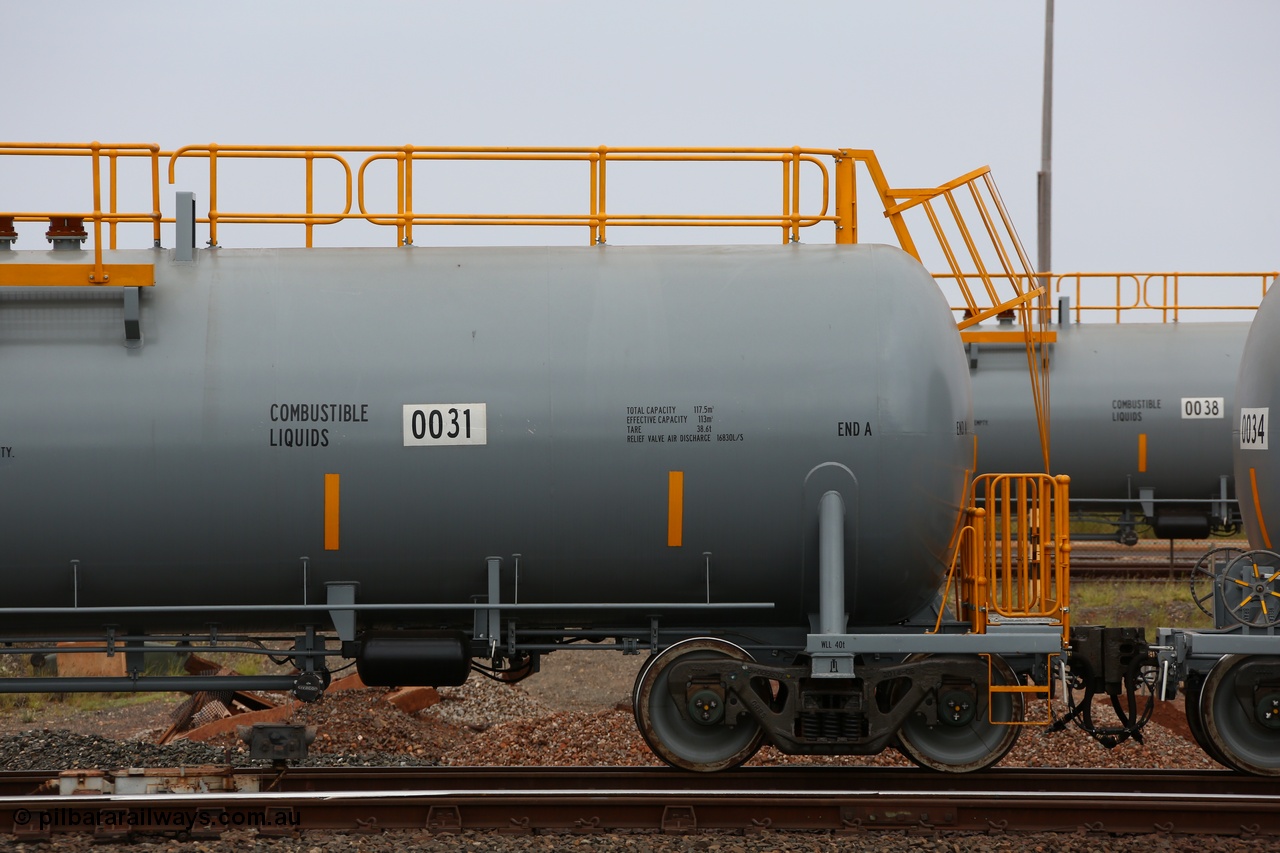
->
1037, 0, 1054, 283
0, 675, 301, 694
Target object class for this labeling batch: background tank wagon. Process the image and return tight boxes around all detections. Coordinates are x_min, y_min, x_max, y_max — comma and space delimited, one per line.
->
971, 314, 1251, 542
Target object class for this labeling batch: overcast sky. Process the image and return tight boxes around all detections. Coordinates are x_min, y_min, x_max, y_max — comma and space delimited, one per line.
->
4, 1, 1277, 278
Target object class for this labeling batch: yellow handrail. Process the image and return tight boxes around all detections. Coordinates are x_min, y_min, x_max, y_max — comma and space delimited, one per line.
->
162, 144, 845, 248
1066, 271, 1274, 322
167, 144, 356, 247
5, 143, 1272, 322
938, 271, 1275, 323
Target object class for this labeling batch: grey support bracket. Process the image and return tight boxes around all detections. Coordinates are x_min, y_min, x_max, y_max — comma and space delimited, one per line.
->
325, 582, 359, 643
477, 557, 502, 658
123, 287, 142, 347
174, 191, 197, 263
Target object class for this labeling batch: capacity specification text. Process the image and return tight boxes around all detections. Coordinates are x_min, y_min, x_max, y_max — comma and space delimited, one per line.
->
625, 404, 743, 445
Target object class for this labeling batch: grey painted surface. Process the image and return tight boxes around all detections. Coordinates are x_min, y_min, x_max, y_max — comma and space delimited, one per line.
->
972, 320, 1247, 509
1233, 278, 1280, 547
0, 243, 970, 634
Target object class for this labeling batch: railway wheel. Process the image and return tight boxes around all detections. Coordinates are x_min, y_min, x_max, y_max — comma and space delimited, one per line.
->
897, 655, 1024, 772
1183, 667, 1231, 767
633, 638, 763, 772
1201, 654, 1280, 775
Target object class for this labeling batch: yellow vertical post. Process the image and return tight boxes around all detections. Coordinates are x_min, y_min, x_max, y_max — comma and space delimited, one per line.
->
1056, 474, 1071, 642
598, 146, 608, 245
589, 151, 599, 245
305, 152, 314, 248
324, 473, 341, 551
89, 141, 105, 282
403, 144, 415, 246
208, 143, 220, 248
108, 150, 118, 249
1001, 479, 1013, 611
790, 147, 801, 243
395, 151, 405, 247
780, 157, 791, 244
149, 145, 161, 248
835, 152, 855, 244
972, 506, 987, 633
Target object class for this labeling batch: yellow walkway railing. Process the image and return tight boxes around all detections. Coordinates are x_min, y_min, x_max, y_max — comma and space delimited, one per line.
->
938, 271, 1274, 325
1, 141, 1041, 318
1052, 271, 1273, 323
3, 142, 1269, 323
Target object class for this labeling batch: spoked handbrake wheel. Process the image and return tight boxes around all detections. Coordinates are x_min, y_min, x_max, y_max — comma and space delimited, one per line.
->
1189, 546, 1247, 619
633, 638, 763, 772
897, 654, 1025, 772
1220, 550, 1280, 627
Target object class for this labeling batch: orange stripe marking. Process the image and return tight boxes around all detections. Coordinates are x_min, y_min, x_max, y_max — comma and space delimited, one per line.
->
1249, 467, 1273, 549
667, 471, 684, 547
1137, 433, 1147, 473
324, 473, 341, 551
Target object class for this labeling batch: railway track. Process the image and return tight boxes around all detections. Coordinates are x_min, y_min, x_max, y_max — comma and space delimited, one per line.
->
1032, 539, 1247, 578
2, 766, 1277, 839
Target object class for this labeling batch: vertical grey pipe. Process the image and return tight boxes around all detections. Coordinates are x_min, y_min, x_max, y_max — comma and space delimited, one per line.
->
1037, 0, 1054, 278
818, 490, 847, 634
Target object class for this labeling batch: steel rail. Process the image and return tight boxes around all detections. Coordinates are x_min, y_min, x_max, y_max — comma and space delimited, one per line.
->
2, 767, 1277, 837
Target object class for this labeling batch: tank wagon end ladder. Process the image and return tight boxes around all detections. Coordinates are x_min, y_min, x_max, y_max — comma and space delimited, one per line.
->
948, 473, 1072, 722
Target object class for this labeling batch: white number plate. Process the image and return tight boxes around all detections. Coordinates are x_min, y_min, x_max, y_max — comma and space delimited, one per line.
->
1181, 397, 1224, 419
1240, 407, 1269, 450
403, 404, 487, 446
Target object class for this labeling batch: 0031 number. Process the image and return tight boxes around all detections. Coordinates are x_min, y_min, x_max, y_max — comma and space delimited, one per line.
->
403, 404, 488, 446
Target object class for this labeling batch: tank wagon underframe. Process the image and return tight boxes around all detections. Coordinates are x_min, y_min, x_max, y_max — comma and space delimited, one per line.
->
0, 551, 1069, 773
0, 473, 1096, 775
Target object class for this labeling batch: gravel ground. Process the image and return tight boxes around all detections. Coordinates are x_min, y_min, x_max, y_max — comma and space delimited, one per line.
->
0, 652, 1263, 850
